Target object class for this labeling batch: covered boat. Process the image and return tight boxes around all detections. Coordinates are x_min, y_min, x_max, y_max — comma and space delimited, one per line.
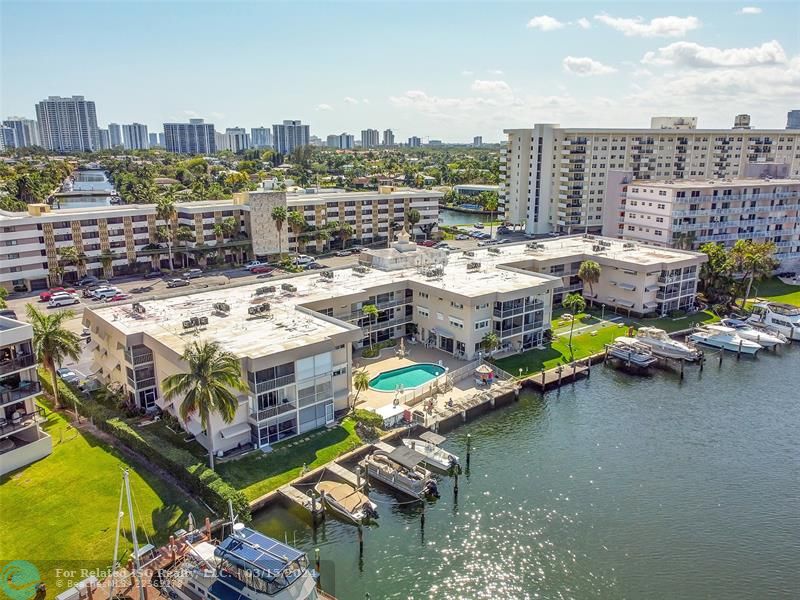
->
720, 318, 786, 348
362, 446, 439, 499
314, 481, 378, 524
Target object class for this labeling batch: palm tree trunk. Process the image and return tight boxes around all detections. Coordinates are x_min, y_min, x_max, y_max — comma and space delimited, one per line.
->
743, 275, 754, 309
48, 363, 60, 409
208, 447, 215, 471
568, 321, 575, 356
168, 241, 174, 271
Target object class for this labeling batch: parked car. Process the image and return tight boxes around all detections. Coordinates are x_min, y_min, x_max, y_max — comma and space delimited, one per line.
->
474, 223, 485, 229
351, 246, 365, 253
56, 367, 80, 384
335, 250, 352, 257
39, 287, 76, 302
78, 276, 101, 287
305, 262, 325, 270
497, 226, 510, 234
250, 265, 274, 274
49, 293, 80, 308
166, 278, 190, 288
294, 255, 313, 266
83, 283, 110, 297
455, 234, 470, 240
244, 260, 266, 271
420, 240, 437, 247
143, 270, 163, 279
105, 293, 131, 302
92, 287, 122, 300
183, 268, 203, 279
12, 284, 26, 292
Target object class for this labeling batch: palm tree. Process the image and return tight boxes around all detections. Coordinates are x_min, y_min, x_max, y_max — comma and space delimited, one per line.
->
161, 340, 249, 470
362, 304, 379, 350
287, 210, 307, 253
271, 206, 288, 260
315, 228, 330, 253
57, 246, 80, 281
338, 222, 354, 249
482, 193, 499, 240
26, 305, 81, 410
351, 368, 370, 413
730, 240, 778, 308
562, 292, 587, 357
577, 260, 601, 306
156, 194, 177, 271
406, 209, 421, 238
480, 331, 500, 355
99, 250, 116, 278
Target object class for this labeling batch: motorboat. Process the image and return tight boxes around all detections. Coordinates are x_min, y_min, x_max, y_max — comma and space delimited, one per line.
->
747, 302, 800, 341
720, 318, 786, 348
634, 327, 703, 361
362, 446, 439, 499
607, 337, 658, 367
314, 481, 378, 524
688, 325, 761, 355
164, 524, 328, 600
402, 431, 460, 472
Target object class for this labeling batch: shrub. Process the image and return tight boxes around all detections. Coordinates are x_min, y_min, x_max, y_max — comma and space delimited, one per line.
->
360, 338, 397, 358
353, 409, 383, 429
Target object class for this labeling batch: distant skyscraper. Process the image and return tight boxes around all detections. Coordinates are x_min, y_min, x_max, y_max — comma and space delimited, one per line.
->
108, 123, 123, 148
122, 123, 149, 150
158, 132, 165, 147
361, 129, 380, 148
0, 126, 17, 150
148, 132, 158, 147
3, 117, 39, 147
163, 119, 216, 154
223, 127, 250, 153
35, 95, 100, 152
788, 110, 800, 130
98, 129, 111, 150
326, 133, 355, 150
382, 129, 395, 147
272, 120, 309, 155
473, 136, 483, 147
408, 136, 421, 148
250, 127, 272, 149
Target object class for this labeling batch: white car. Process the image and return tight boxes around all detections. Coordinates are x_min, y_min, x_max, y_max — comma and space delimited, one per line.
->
49, 293, 79, 307
455, 234, 470, 240
243, 260, 265, 271
294, 255, 313, 266
92, 287, 121, 300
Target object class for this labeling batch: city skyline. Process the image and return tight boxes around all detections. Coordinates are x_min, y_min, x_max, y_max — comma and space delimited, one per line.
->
2, 1, 798, 141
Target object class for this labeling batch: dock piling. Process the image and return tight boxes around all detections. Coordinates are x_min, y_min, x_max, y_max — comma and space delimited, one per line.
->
737, 340, 743, 360
358, 525, 364, 554
466, 434, 472, 468
680, 358, 685, 380
315, 548, 321, 590
453, 466, 459, 496
718, 350, 723, 367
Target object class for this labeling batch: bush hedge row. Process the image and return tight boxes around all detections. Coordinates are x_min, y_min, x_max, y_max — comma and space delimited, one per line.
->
38, 368, 250, 520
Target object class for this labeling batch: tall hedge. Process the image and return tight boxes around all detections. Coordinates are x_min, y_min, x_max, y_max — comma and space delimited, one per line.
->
38, 368, 250, 520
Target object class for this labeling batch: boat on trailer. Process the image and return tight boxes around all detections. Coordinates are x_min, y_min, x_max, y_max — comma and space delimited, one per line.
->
314, 480, 378, 524
362, 446, 439, 499
402, 431, 460, 472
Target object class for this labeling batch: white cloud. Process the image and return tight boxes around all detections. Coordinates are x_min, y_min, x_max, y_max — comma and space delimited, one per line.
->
642, 40, 787, 68
461, 70, 474, 76
343, 97, 359, 104
594, 14, 700, 37
316, 103, 333, 111
576, 17, 591, 29
362, 98, 370, 104
488, 69, 504, 75
470, 80, 513, 94
562, 56, 617, 76
182, 109, 199, 117
738, 6, 762, 14
526, 15, 565, 31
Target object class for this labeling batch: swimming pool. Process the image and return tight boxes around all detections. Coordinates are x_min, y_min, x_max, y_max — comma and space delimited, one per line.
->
369, 363, 446, 392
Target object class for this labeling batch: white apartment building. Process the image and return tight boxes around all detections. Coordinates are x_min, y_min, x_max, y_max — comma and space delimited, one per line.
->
3, 118, 39, 148
0, 127, 16, 150
35, 95, 100, 152
272, 120, 310, 155
0, 316, 51, 476
408, 136, 421, 148
382, 129, 395, 147
361, 129, 380, 148
603, 177, 800, 269
98, 129, 111, 150
326, 133, 355, 150
108, 123, 123, 148
502, 118, 800, 236
148, 132, 159, 148
122, 123, 149, 150
222, 128, 250, 153
250, 127, 272, 149
163, 119, 217, 154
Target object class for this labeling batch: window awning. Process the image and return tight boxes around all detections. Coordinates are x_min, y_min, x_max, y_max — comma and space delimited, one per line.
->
219, 422, 251, 439
431, 327, 454, 339
615, 299, 635, 308
644, 301, 659, 309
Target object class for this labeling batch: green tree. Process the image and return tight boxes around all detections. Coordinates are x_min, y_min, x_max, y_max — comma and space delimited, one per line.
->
57, 246, 85, 279
287, 210, 307, 253
161, 340, 249, 470
699, 242, 735, 304
156, 194, 177, 270
314, 228, 330, 253
729, 240, 778, 307
482, 193, 499, 239
26, 305, 81, 409
351, 368, 370, 413
99, 250, 116, 278
0, 287, 8, 309
562, 293, 587, 358
406, 209, 421, 237
480, 331, 500, 355
362, 303, 379, 350
577, 260, 601, 305
271, 205, 288, 259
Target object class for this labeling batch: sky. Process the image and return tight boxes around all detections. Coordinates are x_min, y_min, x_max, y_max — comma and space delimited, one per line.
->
1, 1, 798, 142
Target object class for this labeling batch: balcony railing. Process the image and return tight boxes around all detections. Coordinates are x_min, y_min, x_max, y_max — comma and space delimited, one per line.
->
0, 381, 41, 406
252, 374, 296, 395
250, 402, 296, 422
0, 354, 36, 376
0, 406, 44, 435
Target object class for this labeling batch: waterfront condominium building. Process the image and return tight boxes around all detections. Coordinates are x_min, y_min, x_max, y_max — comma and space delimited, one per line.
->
98, 129, 111, 150
383, 129, 395, 147
408, 136, 421, 148
3, 118, 40, 148
0, 126, 16, 150
148, 132, 159, 148
501, 117, 800, 236
272, 120, 310, 155
0, 315, 51, 476
250, 127, 272, 149
122, 123, 149, 150
788, 110, 800, 130
108, 123, 123, 148
327, 133, 355, 150
602, 176, 800, 269
223, 127, 250, 153
163, 119, 216, 154
361, 129, 380, 148
35, 95, 100, 152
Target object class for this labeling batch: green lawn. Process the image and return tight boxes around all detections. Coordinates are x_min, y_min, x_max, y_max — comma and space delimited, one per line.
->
749, 277, 800, 306
0, 400, 204, 595
217, 418, 363, 501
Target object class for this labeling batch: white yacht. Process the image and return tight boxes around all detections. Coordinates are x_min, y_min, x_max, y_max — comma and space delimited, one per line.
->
314, 481, 378, 524
747, 302, 800, 341
362, 446, 439, 499
688, 325, 761, 355
164, 524, 331, 600
720, 319, 786, 348
634, 327, 703, 361
402, 431, 460, 472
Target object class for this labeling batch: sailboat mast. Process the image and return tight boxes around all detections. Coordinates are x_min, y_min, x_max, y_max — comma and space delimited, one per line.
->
123, 469, 146, 600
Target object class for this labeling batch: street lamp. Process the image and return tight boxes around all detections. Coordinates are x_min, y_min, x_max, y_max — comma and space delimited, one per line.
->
601, 303, 606, 322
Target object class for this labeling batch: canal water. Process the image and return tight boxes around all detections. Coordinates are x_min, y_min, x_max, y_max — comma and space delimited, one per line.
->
253, 347, 800, 599
438, 207, 494, 226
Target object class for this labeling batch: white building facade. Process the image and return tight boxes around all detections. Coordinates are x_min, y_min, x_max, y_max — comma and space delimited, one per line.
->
272, 120, 310, 155
122, 123, 149, 150
163, 119, 216, 154
2, 118, 40, 148
361, 129, 380, 148
35, 95, 100, 152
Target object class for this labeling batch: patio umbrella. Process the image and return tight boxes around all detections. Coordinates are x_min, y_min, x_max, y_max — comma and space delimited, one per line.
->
475, 364, 494, 375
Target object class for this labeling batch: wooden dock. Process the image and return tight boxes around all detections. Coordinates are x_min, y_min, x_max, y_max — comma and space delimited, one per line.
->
522, 362, 590, 390
325, 462, 361, 487
278, 484, 323, 518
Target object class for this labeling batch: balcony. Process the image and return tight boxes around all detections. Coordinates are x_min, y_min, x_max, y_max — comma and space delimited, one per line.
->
0, 406, 44, 436
250, 401, 297, 422
0, 354, 36, 376
0, 380, 41, 406
252, 374, 296, 394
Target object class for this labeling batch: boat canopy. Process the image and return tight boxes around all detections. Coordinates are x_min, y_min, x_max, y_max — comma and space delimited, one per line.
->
419, 431, 446, 446
387, 446, 426, 470
215, 527, 305, 584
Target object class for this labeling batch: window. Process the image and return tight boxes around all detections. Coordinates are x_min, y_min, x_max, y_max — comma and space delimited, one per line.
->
417, 306, 430, 317
475, 319, 490, 330
450, 301, 463, 310
449, 317, 464, 329
417, 291, 429, 299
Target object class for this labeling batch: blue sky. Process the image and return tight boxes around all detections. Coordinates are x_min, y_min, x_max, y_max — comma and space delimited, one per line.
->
2, 1, 798, 142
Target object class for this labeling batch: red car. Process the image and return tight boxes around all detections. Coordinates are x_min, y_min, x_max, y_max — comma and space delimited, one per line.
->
39, 287, 77, 302
105, 293, 131, 302
250, 265, 274, 274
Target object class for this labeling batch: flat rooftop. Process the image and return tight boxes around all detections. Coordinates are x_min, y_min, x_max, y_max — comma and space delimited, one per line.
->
630, 178, 800, 189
